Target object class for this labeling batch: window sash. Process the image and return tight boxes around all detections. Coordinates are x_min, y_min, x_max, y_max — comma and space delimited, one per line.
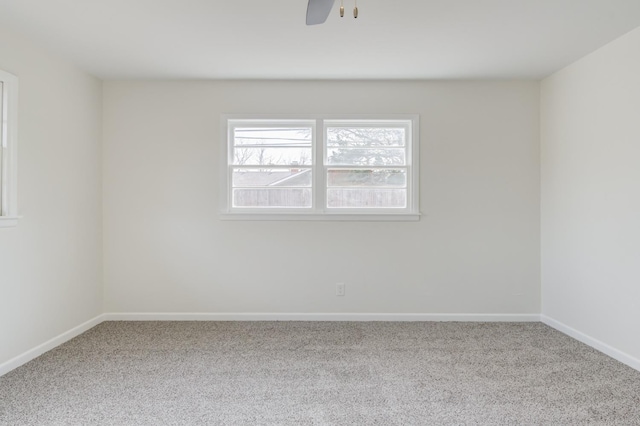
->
0, 81, 4, 215
227, 119, 316, 210
0, 70, 19, 225
322, 120, 413, 211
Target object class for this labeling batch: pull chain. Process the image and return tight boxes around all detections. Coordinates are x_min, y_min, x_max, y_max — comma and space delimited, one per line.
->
340, 0, 344, 17
353, 0, 358, 18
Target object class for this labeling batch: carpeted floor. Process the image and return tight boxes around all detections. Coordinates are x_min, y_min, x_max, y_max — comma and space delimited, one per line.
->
1, 322, 639, 425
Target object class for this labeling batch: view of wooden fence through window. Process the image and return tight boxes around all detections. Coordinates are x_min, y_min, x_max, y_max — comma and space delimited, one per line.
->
326, 124, 408, 208
231, 124, 314, 208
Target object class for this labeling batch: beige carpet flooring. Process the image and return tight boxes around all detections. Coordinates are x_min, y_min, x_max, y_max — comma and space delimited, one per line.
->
1, 321, 639, 425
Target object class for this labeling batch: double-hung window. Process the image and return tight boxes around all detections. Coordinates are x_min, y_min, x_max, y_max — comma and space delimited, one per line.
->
222, 115, 419, 221
228, 120, 315, 210
0, 70, 19, 228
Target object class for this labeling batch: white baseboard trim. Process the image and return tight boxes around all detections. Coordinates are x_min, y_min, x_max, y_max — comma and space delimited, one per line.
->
104, 312, 541, 322
541, 315, 640, 372
0, 314, 105, 377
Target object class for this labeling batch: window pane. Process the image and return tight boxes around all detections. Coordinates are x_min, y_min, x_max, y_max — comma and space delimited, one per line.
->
234, 127, 312, 147
327, 169, 406, 187
327, 189, 406, 208
233, 188, 312, 208
0, 82, 3, 214
233, 168, 312, 187
326, 148, 405, 166
233, 147, 312, 166
327, 127, 405, 147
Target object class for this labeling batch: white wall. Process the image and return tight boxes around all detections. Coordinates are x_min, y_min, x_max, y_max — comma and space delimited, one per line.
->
541, 27, 640, 361
0, 29, 103, 365
103, 80, 540, 314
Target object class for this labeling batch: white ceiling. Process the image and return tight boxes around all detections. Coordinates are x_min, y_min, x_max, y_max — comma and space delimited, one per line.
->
1, 0, 640, 80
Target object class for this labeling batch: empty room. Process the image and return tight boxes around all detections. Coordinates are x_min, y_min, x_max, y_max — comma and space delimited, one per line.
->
1, 0, 639, 424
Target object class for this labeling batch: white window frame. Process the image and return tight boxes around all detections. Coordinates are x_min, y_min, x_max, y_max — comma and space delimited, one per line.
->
220, 114, 420, 221
0, 70, 19, 228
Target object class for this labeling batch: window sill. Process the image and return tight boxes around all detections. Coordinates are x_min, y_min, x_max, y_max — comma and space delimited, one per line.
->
0, 216, 21, 228
220, 212, 421, 222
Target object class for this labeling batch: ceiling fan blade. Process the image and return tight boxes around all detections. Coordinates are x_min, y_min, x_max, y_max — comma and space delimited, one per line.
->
306, 0, 336, 25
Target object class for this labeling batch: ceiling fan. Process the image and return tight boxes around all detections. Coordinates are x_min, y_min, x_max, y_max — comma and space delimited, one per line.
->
306, 0, 358, 25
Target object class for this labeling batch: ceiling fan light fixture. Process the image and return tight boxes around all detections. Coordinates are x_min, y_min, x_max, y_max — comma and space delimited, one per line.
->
306, 0, 359, 25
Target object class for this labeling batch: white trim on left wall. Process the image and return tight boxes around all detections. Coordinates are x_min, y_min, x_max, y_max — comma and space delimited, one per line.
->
0, 314, 105, 377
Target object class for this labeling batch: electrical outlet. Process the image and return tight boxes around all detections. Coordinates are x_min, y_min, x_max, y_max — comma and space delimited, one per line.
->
336, 283, 345, 296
